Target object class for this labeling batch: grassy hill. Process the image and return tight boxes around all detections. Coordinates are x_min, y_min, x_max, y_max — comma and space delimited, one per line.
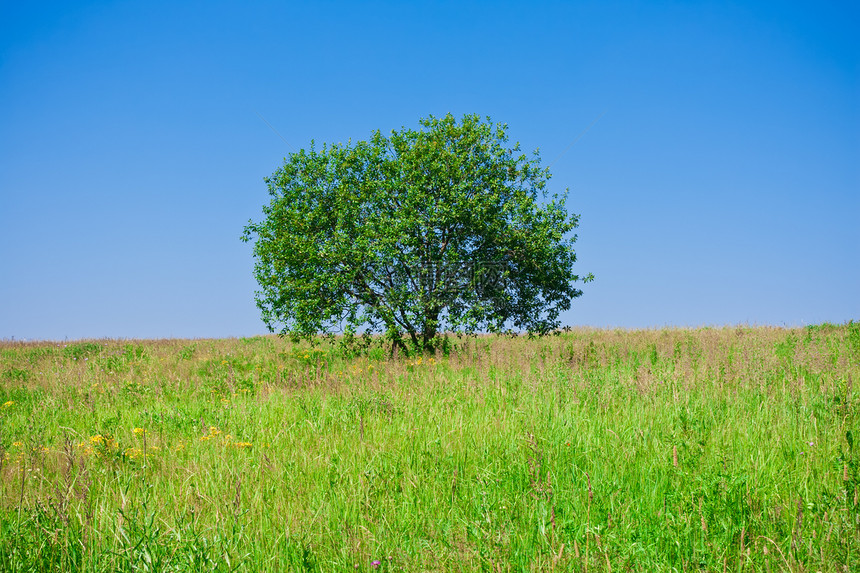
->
1, 324, 858, 571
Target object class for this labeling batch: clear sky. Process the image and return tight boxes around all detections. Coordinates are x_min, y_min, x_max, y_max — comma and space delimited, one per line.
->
1, 0, 858, 340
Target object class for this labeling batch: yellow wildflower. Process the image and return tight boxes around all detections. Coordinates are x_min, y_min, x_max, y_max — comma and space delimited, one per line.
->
2, 400, 14, 409
124, 448, 142, 459
133, 428, 146, 435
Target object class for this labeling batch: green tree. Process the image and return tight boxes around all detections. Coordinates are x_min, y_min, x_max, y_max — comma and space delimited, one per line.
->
242, 113, 592, 354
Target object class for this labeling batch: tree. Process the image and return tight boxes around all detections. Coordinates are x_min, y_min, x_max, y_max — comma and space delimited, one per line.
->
241, 113, 592, 354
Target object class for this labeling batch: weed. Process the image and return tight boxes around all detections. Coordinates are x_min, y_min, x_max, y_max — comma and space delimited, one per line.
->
0, 326, 857, 570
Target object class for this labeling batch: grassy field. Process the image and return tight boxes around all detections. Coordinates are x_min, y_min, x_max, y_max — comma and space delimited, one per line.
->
0, 324, 858, 571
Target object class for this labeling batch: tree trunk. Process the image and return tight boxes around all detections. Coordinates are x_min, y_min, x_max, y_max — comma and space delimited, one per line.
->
421, 309, 440, 353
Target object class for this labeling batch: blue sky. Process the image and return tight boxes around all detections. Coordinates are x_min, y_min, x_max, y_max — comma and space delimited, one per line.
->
1, 0, 857, 340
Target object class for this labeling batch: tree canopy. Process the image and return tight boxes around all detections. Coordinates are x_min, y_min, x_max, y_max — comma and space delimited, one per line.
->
242, 113, 591, 353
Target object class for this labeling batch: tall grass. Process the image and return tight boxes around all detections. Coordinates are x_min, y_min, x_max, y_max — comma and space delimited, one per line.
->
0, 324, 858, 571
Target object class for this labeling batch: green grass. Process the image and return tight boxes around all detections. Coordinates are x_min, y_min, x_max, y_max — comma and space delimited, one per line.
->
0, 324, 858, 571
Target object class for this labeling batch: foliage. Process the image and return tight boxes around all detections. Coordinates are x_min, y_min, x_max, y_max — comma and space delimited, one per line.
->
0, 326, 858, 570
63, 342, 102, 360
242, 113, 591, 353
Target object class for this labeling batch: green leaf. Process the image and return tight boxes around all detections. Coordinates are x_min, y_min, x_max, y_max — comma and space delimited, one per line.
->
242, 113, 591, 352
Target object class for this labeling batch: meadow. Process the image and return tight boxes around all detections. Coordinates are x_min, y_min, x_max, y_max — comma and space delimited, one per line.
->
0, 324, 858, 572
